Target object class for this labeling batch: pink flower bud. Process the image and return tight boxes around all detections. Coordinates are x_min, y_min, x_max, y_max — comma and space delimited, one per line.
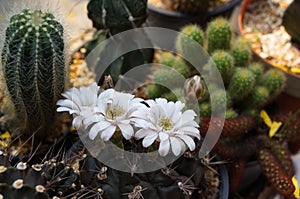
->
184, 75, 206, 101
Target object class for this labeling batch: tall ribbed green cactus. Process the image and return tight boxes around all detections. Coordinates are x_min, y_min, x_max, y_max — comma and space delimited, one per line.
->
1, 8, 66, 137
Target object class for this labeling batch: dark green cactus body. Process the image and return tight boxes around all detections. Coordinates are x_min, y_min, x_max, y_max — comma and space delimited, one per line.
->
86, 0, 153, 84
1, 9, 65, 137
87, 0, 147, 35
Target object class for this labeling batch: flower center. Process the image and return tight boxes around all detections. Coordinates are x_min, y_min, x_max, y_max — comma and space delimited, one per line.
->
107, 106, 125, 120
158, 116, 173, 131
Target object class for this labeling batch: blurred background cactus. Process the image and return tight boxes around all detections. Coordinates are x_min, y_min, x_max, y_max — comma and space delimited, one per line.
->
160, 0, 209, 14
1, 8, 66, 140
283, 0, 300, 45
85, 0, 153, 84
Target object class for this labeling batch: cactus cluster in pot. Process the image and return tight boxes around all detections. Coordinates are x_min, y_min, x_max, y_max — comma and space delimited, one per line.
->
148, 17, 300, 198
0, 6, 67, 145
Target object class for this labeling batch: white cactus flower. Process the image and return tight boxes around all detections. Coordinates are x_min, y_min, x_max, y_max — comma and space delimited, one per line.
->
134, 98, 200, 156
56, 82, 99, 129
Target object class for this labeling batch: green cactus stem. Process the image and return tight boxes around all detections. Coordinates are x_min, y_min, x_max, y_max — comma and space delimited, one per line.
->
211, 50, 234, 83
228, 68, 255, 101
259, 69, 286, 99
232, 37, 252, 67
248, 62, 264, 81
246, 86, 270, 109
176, 24, 204, 54
206, 18, 232, 54
1, 8, 66, 138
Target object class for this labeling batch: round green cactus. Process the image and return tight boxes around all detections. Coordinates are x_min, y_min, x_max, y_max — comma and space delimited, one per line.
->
210, 90, 232, 110
247, 86, 270, 108
232, 37, 252, 67
211, 50, 234, 84
228, 68, 256, 101
199, 102, 211, 118
206, 18, 232, 54
1, 8, 66, 137
172, 56, 190, 78
225, 108, 238, 119
162, 88, 185, 102
248, 62, 264, 81
176, 24, 204, 54
147, 84, 167, 99
259, 69, 286, 99
158, 51, 175, 67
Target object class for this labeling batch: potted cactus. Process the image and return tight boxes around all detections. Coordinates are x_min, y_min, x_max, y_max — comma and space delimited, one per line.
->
238, 0, 300, 100
147, 0, 242, 31
147, 17, 300, 198
0, 5, 75, 163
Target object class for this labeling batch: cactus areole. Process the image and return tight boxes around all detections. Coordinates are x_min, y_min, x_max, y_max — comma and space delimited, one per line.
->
1, 8, 66, 138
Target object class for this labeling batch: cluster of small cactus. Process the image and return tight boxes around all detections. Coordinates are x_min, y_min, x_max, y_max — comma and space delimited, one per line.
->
1, 8, 66, 140
150, 17, 297, 198
158, 17, 286, 116
147, 51, 190, 99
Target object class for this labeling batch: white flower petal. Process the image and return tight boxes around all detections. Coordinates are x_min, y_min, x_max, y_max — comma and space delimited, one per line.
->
57, 99, 79, 111
170, 137, 183, 156
135, 129, 148, 139
142, 133, 158, 148
88, 121, 113, 140
159, 132, 169, 141
181, 110, 197, 123
57, 107, 78, 114
113, 92, 134, 110
101, 125, 117, 141
118, 123, 134, 140
73, 116, 83, 129
176, 134, 196, 151
158, 139, 170, 157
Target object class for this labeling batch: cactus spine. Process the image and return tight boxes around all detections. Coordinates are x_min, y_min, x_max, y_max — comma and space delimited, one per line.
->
259, 69, 286, 99
232, 37, 252, 67
1, 9, 66, 137
211, 50, 234, 83
176, 24, 204, 54
228, 68, 255, 101
206, 18, 232, 54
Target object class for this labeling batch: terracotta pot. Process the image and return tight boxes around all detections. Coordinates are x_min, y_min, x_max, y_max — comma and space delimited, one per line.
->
238, 0, 300, 99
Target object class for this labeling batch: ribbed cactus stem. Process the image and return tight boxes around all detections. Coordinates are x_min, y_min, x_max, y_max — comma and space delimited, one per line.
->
1, 8, 66, 136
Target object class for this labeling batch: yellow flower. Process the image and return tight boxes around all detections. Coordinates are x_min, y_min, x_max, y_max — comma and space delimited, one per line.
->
0, 131, 10, 147
0, 131, 10, 139
292, 176, 300, 198
260, 110, 282, 138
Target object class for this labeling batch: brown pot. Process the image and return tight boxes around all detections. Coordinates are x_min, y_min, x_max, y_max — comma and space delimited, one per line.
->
238, 0, 300, 99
